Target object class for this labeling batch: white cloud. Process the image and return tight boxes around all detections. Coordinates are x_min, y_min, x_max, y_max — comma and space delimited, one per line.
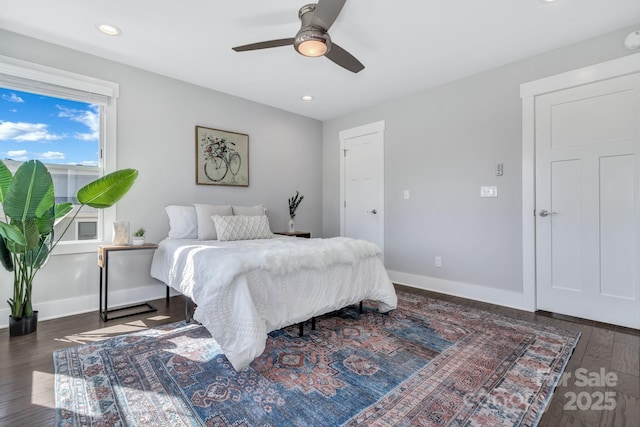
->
38, 151, 65, 160
5, 150, 28, 161
2, 93, 24, 103
0, 121, 63, 142
57, 105, 99, 141
7, 150, 27, 157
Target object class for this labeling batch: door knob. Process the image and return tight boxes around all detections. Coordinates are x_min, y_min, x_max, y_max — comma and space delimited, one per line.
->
368, 209, 377, 214
538, 209, 557, 217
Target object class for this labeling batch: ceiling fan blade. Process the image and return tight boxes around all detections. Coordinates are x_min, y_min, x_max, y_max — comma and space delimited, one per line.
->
232, 38, 295, 52
325, 43, 364, 73
311, 0, 347, 31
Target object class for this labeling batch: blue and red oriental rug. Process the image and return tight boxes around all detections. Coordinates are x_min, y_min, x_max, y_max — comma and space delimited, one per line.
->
54, 291, 579, 426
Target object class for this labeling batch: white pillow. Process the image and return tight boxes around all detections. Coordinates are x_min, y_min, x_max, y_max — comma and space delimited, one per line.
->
194, 204, 233, 240
232, 204, 265, 216
165, 205, 198, 239
212, 215, 273, 241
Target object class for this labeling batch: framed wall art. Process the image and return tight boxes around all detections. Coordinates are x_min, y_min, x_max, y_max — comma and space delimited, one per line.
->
196, 126, 249, 186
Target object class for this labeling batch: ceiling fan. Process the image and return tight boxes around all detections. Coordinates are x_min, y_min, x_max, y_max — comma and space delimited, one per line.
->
232, 0, 364, 73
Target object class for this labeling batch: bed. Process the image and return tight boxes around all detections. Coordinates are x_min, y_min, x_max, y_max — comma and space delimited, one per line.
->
150, 234, 397, 371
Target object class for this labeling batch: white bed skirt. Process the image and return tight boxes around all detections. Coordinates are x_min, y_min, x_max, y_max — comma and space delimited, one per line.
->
151, 237, 398, 370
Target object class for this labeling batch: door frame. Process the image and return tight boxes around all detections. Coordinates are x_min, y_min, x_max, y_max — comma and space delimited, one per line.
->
520, 52, 640, 312
339, 120, 385, 251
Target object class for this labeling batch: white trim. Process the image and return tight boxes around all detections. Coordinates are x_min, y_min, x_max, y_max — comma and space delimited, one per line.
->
388, 270, 531, 311
339, 120, 385, 253
520, 53, 640, 98
0, 54, 119, 98
338, 120, 386, 141
0, 285, 172, 329
520, 52, 640, 312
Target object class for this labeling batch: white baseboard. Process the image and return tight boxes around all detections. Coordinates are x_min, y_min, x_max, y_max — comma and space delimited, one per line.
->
387, 270, 533, 312
0, 285, 176, 329
1, 272, 533, 330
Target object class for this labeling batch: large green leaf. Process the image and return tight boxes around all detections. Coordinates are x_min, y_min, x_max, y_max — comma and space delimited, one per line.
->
77, 169, 138, 209
0, 161, 12, 203
0, 237, 13, 272
25, 235, 51, 270
53, 202, 73, 227
0, 222, 26, 246
55, 203, 73, 219
36, 206, 55, 236
8, 219, 40, 252
3, 160, 54, 221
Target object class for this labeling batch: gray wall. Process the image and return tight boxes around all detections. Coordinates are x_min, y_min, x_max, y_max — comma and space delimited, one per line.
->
1, 22, 638, 325
322, 24, 639, 303
0, 29, 322, 326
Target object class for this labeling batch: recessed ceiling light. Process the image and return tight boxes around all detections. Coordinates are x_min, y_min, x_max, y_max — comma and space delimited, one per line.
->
301, 95, 313, 101
97, 23, 122, 36
540, 0, 558, 3
624, 30, 640, 50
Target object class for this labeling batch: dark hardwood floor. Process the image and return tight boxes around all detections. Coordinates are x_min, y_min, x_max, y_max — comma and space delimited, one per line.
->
0, 286, 637, 426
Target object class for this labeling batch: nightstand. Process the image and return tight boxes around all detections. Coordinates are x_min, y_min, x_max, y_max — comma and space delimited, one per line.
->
98, 244, 162, 321
274, 231, 311, 238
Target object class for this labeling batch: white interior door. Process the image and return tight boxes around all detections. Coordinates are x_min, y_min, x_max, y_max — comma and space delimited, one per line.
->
535, 72, 640, 328
340, 121, 385, 252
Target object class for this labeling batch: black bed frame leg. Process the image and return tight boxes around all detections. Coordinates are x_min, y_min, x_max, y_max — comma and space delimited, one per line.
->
185, 297, 192, 323
298, 323, 304, 337
311, 317, 316, 330
359, 301, 363, 313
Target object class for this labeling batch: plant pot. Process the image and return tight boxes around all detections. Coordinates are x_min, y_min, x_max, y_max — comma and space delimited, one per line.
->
132, 237, 145, 246
9, 311, 38, 337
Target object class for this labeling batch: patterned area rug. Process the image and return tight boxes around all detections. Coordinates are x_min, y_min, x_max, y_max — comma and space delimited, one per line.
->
54, 291, 579, 426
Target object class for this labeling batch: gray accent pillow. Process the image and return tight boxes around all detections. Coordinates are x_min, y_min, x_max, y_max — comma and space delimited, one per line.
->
232, 204, 265, 216
194, 204, 233, 240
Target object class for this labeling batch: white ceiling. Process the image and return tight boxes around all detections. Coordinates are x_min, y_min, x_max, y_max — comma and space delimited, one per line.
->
1, 1, 639, 121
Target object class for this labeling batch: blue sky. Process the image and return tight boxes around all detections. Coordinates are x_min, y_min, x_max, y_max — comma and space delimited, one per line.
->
0, 87, 99, 166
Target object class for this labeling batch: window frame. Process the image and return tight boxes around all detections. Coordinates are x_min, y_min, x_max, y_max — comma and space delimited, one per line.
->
0, 55, 119, 255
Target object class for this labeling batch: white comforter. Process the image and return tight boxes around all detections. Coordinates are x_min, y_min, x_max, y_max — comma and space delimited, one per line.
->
150, 236, 397, 370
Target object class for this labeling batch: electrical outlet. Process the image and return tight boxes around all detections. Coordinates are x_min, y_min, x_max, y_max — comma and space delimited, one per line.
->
435, 256, 442, 267
404, 190, 410, 200
480, 186, 498, 197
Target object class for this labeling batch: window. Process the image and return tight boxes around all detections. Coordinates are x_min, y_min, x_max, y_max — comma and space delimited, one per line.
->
77, 221, 98, 240
0, 89, 101, 243
0, 55, 119, 254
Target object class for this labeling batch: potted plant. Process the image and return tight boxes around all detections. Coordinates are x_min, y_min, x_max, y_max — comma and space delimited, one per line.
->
0, 160, 138, 336
288, 191, 304, 232
132, 227, 146, 246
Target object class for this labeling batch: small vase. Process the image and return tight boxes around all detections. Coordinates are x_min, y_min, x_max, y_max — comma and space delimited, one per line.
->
288, 218, 295, 232
132, 236, 145, 246
112, 221, 130, 245
9, 311, 38, 337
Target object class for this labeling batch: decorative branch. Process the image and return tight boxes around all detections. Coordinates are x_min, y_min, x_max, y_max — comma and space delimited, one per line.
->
288, 191, 304, 219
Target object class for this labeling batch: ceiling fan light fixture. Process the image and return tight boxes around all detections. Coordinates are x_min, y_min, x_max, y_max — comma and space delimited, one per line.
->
294, 28, 331, 57
297, 40, 327, 57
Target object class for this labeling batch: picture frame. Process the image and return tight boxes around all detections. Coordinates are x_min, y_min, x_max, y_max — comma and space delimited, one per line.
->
195, 126, 249, 186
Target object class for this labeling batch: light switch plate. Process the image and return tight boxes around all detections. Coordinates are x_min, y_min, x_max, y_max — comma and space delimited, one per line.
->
480, 186, 498, 197
403, 190, 410, 200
